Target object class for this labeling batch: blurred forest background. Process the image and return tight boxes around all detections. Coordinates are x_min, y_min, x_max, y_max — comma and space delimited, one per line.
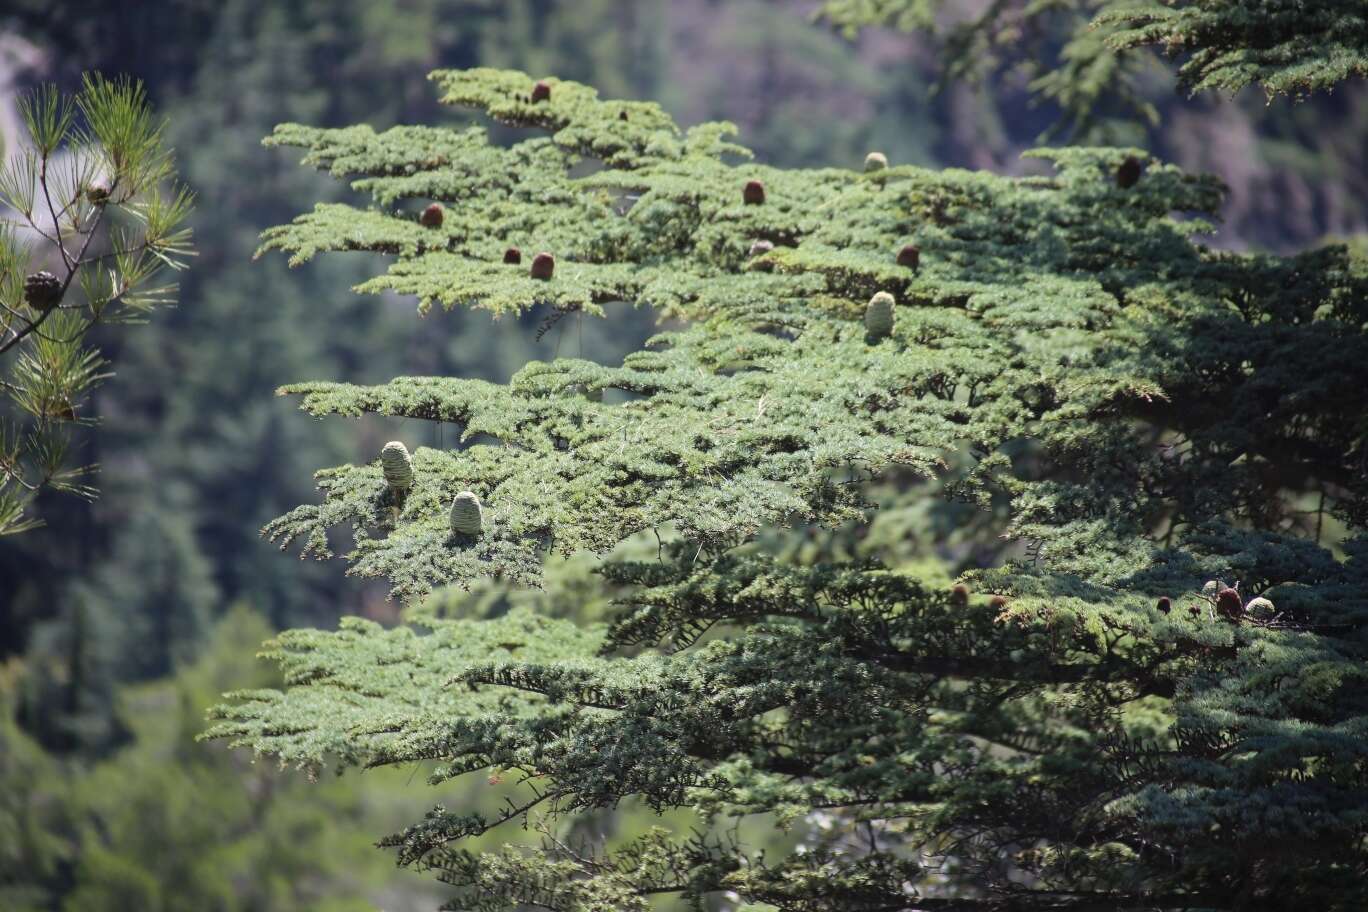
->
2, 1, 1366, 909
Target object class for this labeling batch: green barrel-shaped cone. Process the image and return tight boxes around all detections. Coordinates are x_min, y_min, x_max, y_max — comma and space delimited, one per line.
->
864, 291, 895, 340
450, 491, 483, 536
380, 441, 414, 491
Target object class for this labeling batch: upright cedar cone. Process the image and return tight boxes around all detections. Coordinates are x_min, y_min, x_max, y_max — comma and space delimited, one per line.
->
743, 180, 766, 205
530, 252, 555, 280
1215, 587, 1244, 622
897, 244, 920, 270
864, 291, 895, 340
531, 81, 551, 103
1116, 157, 1143, 189
420, 203, 444, 228
24, 271, 63, 311
380, 441, 414, 491
864, 152, 888, 172
950, 584, 970, 606
450, 491, 484, 536
503, 247, 522, 264
1157, 596, 1172, 614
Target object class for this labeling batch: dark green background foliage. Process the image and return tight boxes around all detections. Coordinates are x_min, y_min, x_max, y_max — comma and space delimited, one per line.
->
1, 2, 1366, 910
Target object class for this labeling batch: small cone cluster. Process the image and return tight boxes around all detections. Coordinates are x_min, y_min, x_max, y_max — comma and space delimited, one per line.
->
864, 291, 895, 340
380, 441, 413, 491
531, 81, 551, 103
450, 491, 484, 535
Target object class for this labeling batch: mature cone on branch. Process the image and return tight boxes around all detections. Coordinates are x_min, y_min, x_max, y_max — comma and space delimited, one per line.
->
1116, 156, 1143, 188
419, 203, 444, 227
529, 251, 554, 280
24, 271, 63, 311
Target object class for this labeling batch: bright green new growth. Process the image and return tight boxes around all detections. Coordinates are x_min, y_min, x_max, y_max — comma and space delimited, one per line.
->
209, 67, 1368, 910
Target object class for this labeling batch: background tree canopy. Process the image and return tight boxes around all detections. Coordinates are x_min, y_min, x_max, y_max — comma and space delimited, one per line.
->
1, 2, 1366, 910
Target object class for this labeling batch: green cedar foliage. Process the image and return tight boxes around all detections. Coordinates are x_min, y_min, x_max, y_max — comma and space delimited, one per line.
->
0, 75, 193, 535
209, 68, 1368, 910
818, 0, 1368, 136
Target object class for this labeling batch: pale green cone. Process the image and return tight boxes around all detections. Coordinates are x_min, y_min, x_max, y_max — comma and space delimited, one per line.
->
380, 441, 413, 491
864, 291, 895, 340
450, 491, 483, 535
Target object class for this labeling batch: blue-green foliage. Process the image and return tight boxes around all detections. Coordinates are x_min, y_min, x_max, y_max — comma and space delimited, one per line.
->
209, 68, 1368, 910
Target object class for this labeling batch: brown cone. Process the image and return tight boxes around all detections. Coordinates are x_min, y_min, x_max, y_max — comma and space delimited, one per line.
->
530, 252, 555, 280
1116, 157, 1143, 189
1215, 587, 1244, 622
420, 203, 444, 228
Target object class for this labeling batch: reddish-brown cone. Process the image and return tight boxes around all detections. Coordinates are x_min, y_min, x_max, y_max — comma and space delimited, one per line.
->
420, 203, 444, 228
989, 594, 1008, 609
1157, 596, 1172, 614
618, 109, 629, 121
1215, 587, 1244, 622
1116, 157, 1143, 189
950, 584, 969, 607
503, 247, 522, 265
531, 81, 551, 103
897, 244, 920, 270
743, 180, 765, 205
530, 252, 555, 280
